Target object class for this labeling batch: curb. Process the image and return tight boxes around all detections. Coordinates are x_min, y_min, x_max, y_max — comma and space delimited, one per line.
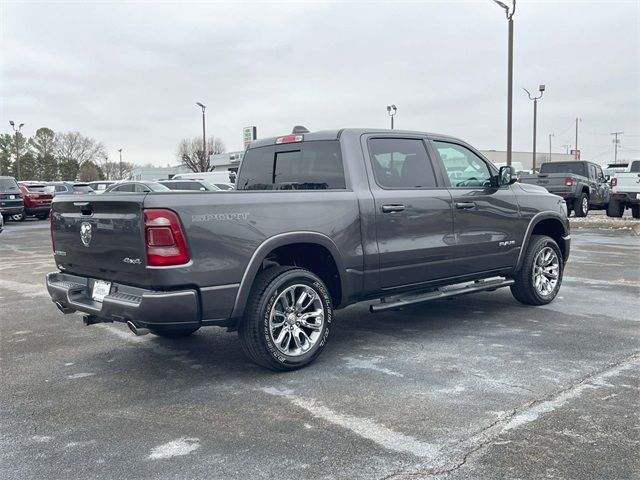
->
569, 220, 640, 235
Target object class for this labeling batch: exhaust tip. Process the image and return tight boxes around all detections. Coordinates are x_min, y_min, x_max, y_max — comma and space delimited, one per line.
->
126, 321, 149, 336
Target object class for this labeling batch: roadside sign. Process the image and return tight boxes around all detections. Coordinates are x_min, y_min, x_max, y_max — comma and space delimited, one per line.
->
570, 149, 580, 160
243, 126, 257, 149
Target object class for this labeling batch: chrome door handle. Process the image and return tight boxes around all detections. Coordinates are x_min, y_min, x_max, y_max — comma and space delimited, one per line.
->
455, 202, 475, 209
382, 204, 406, 213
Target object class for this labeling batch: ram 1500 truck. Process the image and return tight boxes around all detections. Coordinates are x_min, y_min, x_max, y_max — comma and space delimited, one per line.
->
608, 160, 640, 218
46, 128, 570, 370
519, 161, 610, 217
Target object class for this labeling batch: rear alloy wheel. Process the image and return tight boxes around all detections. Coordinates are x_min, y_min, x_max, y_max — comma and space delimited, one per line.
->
11, 212, 25, 222
511, 234, 563, 306
238, 266, 332, 371
148, 326, 199, 338
606, 200, 623, 217
573, 193, 589, 217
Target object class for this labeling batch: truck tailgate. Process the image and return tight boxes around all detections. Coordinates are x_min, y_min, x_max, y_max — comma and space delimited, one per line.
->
51, 195, 149, 286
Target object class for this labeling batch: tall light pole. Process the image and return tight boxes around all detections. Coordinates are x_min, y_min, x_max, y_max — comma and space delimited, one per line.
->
611, 131, 623, 164
118, 148, 123, 179
494, 0, 516, 166
524, 84, 545, 172
386, 105, 397, 129
574, 117, 581, 160
548, 133, 554, 163
196, 102, 207, 165
9, 121, 24, 181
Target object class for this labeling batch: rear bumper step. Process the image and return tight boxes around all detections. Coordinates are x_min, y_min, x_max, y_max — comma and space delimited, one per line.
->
370, 277, 515, 313
46, 272, 200, 328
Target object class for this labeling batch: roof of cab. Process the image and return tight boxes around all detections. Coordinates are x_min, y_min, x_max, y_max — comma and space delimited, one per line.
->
248, 128, 464, 149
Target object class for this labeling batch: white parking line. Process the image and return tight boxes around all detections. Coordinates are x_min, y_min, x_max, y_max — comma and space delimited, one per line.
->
260, 387, 440, 460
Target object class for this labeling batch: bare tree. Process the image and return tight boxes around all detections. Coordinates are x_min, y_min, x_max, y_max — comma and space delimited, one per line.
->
55, 131, 108, 166
177, 136, 225, 172
101, 160, 135, 180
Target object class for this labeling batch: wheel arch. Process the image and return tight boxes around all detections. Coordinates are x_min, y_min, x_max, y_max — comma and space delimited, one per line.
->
515, 213, 570, 272
230, 232, 347, 320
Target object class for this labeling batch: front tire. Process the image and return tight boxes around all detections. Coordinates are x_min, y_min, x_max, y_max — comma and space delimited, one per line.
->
238, 266, 333, 371
511, 235, 563, 306
11, 211, 25, 222
573, 193, 589, 217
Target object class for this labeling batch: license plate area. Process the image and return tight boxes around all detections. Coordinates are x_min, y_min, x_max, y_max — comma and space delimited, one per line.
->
92, 279, 112, 302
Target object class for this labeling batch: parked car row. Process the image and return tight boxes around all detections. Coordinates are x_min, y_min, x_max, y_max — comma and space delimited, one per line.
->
0, 175, 236, 223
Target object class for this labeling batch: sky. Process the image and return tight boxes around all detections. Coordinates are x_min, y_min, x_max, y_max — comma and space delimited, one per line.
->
1, 0, 638, 167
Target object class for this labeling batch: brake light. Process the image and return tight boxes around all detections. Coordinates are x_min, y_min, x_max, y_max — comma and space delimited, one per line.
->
611, 177, 617, 187
275, 135, 303, 144
144, 209, 190, 266
564, 177, 573, 186
50, 210, 55, 252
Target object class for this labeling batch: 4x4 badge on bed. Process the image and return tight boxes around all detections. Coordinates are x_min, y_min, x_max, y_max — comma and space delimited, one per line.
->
80, 222, 92, 247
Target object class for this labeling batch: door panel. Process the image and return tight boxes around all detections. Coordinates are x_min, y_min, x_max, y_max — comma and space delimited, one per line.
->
432, 140, 521, 276
364, 136, 456, 289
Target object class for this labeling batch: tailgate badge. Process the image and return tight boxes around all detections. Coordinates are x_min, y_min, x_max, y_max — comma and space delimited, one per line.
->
80, 222, 93, 247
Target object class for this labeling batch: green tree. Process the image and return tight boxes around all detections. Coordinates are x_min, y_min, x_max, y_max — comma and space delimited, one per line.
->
30, 127, 58, 180
0, 134, 12, 176
58, 158, 80, 181
18, 152, 39, 180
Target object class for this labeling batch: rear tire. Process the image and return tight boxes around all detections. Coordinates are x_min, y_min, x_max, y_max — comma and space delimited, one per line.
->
148, 326, 199, 338
606, 200, 624, 217
573, 193, 589, 217
11, 212, 25, 222
632, 205, 640, 219
238, 266, 333, 371
511, 235, 563, 306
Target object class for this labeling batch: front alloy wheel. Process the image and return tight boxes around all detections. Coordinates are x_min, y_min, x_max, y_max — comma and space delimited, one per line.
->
511, 234, 563, 305
532, 247, 560, 297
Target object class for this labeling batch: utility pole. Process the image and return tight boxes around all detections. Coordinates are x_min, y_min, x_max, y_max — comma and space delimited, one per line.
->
524, 85, 545, 172
574, 117, 581, 160
548, 133, 554, 163
494, 0, 516, 166
9, 121, 24, 181
611, 132, 623, 164
118, 149, 123, 179
196, 102, 207, 169
386, 105, 397, 129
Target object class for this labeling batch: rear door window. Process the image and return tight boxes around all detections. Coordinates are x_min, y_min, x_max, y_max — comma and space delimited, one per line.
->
368, 138, 437, 188
237, 141, 345, 190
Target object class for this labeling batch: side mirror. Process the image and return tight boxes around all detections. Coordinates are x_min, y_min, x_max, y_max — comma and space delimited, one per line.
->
602, 176, 610, 183
498, 166, 517, 186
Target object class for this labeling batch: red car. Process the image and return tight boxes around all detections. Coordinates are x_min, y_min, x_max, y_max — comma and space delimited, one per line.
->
16, 183, 53, 220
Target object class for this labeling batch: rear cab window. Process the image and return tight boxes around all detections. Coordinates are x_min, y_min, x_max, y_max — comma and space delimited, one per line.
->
540, 162, 586, 176
0, 178, 20, 192
237, 141, 345, 191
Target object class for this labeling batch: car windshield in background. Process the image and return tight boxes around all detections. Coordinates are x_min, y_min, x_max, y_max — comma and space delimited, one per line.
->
630, 161, 640, 173
540, 162, 586, 176
72, 185, 94, 193
0, 179, 20, 191
24, 185, 47, 192
149, 183, 171, 192
237, 140, 345, 190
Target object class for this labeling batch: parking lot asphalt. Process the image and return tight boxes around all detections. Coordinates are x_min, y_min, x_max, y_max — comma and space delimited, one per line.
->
1, 219, 638, 480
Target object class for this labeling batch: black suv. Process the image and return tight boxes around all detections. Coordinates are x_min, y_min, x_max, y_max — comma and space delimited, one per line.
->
0, 176, 24, 221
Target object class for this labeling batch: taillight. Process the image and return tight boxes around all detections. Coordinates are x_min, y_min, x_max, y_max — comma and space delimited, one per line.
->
50, 210, 55, 252
275, 134, 303, 144
564, 177, 573, 186
611, 178, 617, 187
144, 209, 190, 266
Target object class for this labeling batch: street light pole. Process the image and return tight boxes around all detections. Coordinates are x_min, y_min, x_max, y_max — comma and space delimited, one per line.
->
9, 121, 24, 181
386, 105, 397, 129
196, 102, 207, 167
494, 0, 516, 166
611, 131, 623, 164
524, 85, 545, 172
118, 148, 123, 179
548, 133, 554, 162
574, 117, 581, 160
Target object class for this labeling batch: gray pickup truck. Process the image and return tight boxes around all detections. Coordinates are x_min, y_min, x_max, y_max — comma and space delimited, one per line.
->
519, 161, 610, 217
47, 128, 570, 370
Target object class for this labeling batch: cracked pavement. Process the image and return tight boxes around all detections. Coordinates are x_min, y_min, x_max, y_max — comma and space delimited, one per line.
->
1, 221, 639, 479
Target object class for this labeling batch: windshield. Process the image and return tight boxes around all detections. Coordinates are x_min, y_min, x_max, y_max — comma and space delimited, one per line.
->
149, 183, 171, 192
0, 178, 20, 191
72, 185, 95, 193
24, 185, 47, 192
540, 162, 586, 176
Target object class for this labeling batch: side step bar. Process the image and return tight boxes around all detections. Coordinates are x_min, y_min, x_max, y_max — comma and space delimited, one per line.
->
369, 277, 515, 313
